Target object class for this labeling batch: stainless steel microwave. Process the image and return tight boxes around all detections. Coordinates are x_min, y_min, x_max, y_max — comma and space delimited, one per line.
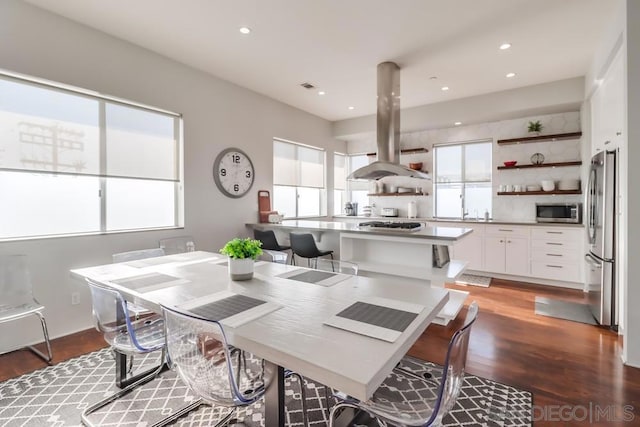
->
536, 203, 582, 223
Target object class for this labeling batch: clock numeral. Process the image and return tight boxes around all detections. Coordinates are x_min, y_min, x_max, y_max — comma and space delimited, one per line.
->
234, 184, 240, 192
232, 155, 241, 164
220, 168, 226, 177
245, 170, 251, 178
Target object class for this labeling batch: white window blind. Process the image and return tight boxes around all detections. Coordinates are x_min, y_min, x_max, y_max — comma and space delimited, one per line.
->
334, 153, 346, 191
273, 140, 324, 188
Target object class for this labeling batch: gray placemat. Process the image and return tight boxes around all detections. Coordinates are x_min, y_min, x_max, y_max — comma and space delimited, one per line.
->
111, 273, 180, 290
336, 301, 418, 332
188, 294, 266, 321
534, 296, 597, 325
287, 270, 336, 284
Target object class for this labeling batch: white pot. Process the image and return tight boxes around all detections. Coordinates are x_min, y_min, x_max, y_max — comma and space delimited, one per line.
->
228, 257, 254, 281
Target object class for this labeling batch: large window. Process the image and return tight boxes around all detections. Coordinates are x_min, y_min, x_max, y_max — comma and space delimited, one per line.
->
273, 139, 325, 218
434, 140, 492, 219
333, 153, 370, 215
0, 72, 183, 240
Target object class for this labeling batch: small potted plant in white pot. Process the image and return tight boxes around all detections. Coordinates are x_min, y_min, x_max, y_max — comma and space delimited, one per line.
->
220, 237, 263, 280
527, 120, 543, 136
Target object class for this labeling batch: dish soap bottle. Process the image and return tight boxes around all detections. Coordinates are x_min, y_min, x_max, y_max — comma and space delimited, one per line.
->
484, 209, 490, 221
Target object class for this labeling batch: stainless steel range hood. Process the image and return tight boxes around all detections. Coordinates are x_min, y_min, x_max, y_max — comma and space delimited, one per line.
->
348, 62, 430, 181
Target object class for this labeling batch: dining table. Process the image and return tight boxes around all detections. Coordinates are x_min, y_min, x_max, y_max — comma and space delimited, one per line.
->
71, 250, 449, 427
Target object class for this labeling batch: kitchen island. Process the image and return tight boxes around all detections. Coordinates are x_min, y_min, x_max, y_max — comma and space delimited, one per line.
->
248, 220, 473, 325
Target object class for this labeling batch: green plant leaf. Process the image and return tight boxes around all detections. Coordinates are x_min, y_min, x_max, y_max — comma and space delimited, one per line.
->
220, 237, 263, 260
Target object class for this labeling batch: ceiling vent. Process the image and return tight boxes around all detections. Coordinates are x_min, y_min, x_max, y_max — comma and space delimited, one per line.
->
300, 82, 315, 89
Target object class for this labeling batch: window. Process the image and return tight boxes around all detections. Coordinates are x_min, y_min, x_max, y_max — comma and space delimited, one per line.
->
434, 140, 492, 219
333, 153, 346, 215
0, 72, 183, 240
273, 139, 325, 218
333, 153, 370, 215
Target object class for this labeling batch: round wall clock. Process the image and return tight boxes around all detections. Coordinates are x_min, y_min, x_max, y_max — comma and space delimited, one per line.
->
213, 148, 255, 198
530, 152, 545, 165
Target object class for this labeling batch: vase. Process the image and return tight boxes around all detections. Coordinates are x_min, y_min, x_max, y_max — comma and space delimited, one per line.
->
228, 258, 254, 281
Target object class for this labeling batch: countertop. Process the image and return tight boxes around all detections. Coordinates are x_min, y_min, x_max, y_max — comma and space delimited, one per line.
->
247, 220, 473, 242
332, 215, 585, 228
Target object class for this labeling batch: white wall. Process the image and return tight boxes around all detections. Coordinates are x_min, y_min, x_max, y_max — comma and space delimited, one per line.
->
0, 0, 340, 353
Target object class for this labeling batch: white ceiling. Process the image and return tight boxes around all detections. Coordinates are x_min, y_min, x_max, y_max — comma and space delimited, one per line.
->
24, 0, 616, 122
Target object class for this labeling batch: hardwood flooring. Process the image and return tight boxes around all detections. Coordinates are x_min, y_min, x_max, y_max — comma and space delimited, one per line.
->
2, 278, 639, 426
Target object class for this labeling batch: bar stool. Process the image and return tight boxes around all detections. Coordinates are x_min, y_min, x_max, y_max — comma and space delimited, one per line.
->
289, 232, 334, 266
253, 229, 291, 252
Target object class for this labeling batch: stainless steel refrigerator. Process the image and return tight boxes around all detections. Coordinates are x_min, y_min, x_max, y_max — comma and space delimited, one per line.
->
585, 150, 617, 328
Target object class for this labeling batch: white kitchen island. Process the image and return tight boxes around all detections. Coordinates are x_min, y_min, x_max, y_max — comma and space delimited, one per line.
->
248, 220, 473, 325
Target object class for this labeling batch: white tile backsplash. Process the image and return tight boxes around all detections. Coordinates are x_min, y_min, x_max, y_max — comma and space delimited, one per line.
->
348, 111, 584, 221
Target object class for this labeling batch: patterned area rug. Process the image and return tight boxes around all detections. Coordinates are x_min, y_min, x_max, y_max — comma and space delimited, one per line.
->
456, 273, 492, 287
0, 348, 531, 426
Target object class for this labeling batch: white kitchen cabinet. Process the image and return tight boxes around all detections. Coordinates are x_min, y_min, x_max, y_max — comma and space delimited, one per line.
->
591, 47, 624, 155
530, 226, 584, 283
432, 222, 484, 271
483, 225, 530, 276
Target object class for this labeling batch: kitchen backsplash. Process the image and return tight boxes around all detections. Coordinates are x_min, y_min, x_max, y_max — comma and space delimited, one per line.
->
347, 111, 583, 221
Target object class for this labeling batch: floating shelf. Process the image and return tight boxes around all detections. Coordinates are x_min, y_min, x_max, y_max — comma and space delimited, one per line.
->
497, 132, 582, 145
497, 161, 582, 170
368, 192, 429, 197
366, 147, 428, 157
497, 190, 582, 196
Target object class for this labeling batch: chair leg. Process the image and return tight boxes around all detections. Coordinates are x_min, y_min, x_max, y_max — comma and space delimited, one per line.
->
329, 402, 360, 427
288, 372, 309, 427
81, 348, 167, 426
27, 311, 52, 364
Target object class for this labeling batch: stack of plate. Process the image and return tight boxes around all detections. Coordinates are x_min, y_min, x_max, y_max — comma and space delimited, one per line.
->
558, 179, 580, 191
527, 185, 542, 192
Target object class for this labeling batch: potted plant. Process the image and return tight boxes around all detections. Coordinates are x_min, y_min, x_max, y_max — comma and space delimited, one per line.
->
527, 120, 543, 135
220, 237, 263, 280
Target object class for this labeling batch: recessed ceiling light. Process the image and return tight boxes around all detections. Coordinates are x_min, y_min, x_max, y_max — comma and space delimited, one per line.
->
441, 86, 450, 91
429, 76, 438, 80
348, 106, 355, 110
239, 26, 251, 34
506, 72, 516, 78
454, 121, 462, 126
499, 43, 512, 50
318, 91, 326, 96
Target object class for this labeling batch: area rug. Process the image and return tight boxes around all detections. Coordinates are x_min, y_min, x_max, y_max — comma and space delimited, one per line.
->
456, 273, 492, 287
0, 348, 532, 426
535, 296, 598, 325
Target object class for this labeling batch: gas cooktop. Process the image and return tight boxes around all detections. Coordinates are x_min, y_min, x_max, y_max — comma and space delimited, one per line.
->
358, 221, 423, 231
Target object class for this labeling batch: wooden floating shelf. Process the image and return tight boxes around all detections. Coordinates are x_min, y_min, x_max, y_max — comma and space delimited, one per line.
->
497, 190, 582, 196
497, 161, 582, 170
366, 147, 428, 157
368, 192, 429, 197
497, 132, 582, 145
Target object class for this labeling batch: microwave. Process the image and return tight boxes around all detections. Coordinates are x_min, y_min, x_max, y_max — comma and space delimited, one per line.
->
535, 203, 582, 223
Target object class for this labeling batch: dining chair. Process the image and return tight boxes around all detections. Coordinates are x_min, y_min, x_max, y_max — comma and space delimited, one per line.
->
254, 229, 291, 252
329, 301, 479, 427
0, 254, 52, 363
259, 249, 289, 264
314, 259, 359, 275
81, 280, 189, 426
112, 247, 166, 263
289, 233, 333, 266
158, 236, 196, 255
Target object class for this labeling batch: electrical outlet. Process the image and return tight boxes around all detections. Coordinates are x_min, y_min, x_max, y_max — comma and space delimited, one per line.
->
71, 292, 80, 305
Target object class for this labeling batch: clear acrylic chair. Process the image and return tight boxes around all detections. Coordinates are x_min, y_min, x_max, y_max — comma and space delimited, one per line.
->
329, 301, 479, 427
159, 236, 196, 255
315, 259, 359, 275
81, 280, 174, 426
0, 254, 52, 363
259, 249, 289, 264
112, 247, 166, 263
161, 304, 272, 424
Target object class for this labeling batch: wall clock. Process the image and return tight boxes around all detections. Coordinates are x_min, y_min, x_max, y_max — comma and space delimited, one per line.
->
213, 148, 255, 198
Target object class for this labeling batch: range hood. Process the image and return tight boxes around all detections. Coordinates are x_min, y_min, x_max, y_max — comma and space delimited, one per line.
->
348, 62, 430, 181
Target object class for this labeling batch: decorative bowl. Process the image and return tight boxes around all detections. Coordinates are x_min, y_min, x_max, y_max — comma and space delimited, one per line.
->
503, 161, 517, 167
541, 180, 555, 192
409, 162, 423, 170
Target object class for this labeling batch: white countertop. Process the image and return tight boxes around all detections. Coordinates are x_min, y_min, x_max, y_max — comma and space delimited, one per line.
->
248, 220, 473, 241
332, 215, 585, 227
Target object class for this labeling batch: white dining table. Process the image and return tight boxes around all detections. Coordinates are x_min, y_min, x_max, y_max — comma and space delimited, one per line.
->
71, 251, 449, 427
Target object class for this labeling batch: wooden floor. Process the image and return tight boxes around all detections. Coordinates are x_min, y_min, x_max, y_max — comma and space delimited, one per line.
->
2, 278, 639, 426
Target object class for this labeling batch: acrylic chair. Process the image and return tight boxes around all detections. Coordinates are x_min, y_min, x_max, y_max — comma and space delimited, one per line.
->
112, 247, 166, 263
329, 301, 479, 427
0, 254, 52, 363
259, 249, 289, 264
159, 236, 196, 255
289, 233, 334, 267
315, 259, 359, 275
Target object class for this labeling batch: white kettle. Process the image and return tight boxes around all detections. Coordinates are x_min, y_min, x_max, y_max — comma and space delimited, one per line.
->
407, 201, 417, 218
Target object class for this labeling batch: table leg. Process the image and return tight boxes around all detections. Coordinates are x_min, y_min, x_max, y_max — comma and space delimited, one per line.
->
264, 362, 285, 427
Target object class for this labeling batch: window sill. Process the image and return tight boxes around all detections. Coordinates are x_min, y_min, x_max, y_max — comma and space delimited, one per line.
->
0, 225, 184, 243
